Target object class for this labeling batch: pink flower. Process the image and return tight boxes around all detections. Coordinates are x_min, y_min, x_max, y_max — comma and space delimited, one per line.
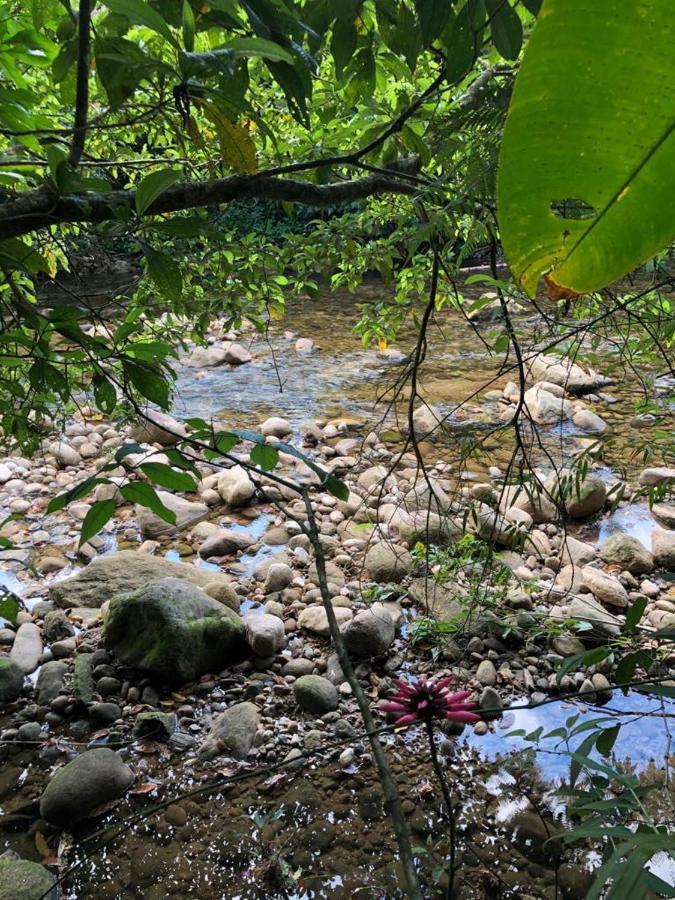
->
379, 675, 480, 726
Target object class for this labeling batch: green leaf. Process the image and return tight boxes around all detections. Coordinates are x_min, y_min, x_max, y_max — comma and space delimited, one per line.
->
47, 476, 106, 513
124, 361, 170, 408
521, 0, 542, 13
330, 16, 357, 81
119, 482, 177, 524
225, 36, 294, 63
441, 5, 476, 84
79, 499, 116, 547
556, 646, 611, 685
0, 593, 20, 625
182, 0, 195, 52
250, 442, 279, 472
498, 0, 675, 297
635, 684, 675, 699
414, 0, 451, 47
139, 462, 197, 492
624, 597, 648, 633
485, 0, 522, 60
93, 373, 117, 414
325, 473, 349, 501
595, 724, 620, 758
135, 168, 182, 217
102, 0, 178, 46
142, 244, 183, 302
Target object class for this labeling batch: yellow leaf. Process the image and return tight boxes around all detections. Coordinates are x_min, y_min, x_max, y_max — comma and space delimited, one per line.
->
187, 116, 205, 151
200, 102, 257, 174
378, 338, 387, 352
269, 307, 283, 320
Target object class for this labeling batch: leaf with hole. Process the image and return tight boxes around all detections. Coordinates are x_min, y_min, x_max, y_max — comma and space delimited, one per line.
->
498, 0, 675, 297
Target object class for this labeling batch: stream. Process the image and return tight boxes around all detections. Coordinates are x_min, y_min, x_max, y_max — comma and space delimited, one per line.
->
1, 281, 674, 898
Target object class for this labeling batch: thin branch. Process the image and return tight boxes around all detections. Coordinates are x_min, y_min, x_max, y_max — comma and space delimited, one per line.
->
68, 0, 92, 166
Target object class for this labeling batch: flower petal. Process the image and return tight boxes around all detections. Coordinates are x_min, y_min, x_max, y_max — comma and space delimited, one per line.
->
380, 701, 411, 713
444, 710, 481, 724
396, 713, 420, 726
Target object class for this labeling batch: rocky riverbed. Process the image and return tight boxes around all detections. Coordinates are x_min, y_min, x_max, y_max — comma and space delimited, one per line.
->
0, 293, 674, 898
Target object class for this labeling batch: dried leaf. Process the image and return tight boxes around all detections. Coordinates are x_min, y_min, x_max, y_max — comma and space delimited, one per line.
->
35, 832, 51, 857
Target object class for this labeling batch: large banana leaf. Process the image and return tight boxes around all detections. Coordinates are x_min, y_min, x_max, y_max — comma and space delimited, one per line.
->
497, 0, 675, 297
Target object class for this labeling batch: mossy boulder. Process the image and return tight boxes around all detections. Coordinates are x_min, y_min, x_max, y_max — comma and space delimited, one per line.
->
104, 577, 247, 684
0, 859, 57, 899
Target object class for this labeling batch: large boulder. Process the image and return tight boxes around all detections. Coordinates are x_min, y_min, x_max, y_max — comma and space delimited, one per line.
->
0, 859, 57, 900
599, 533, 654, 575
0, 657, 24, 706
581, 566, 629, 608
104, 577, 247, 683
465, 503, 529, 548
341, 605, 396, 657
403, 478, 453, 515
136, 491, 208, 539
217, 465, 255, 507
49, 550, 233, 609
39, 748, 134, 827
652, 528, 675, 571
198, 702, 259, 759
364, 543, 412, 583
130, 410, 187, 446
185, 346, 227, 367
391, 509, 462, 545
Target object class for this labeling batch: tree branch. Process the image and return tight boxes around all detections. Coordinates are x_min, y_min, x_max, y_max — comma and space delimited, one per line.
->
0, 169, 417, 240
68, 0, 92, 166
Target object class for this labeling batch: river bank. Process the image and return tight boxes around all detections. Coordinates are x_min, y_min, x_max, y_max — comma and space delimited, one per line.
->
0, 289, 674, 898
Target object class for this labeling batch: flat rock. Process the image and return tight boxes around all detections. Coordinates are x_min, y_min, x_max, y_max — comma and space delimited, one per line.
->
136, 491, 208, 539
40, 748, 134, 827
49, 550, 233, 609
199, 528, 255, 557
297, 605, 353, 637
568, 595, 621, 637
581, 565, 629, 608
10, 623, 42, 674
